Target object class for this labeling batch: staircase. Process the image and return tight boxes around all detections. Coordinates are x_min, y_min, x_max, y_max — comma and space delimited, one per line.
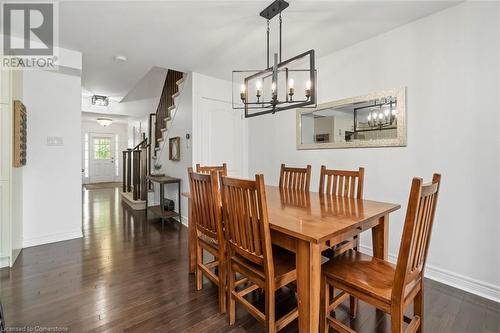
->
122, 69, 185, 210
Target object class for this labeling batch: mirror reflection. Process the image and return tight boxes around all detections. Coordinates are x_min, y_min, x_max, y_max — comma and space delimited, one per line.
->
297, 88, 406, 149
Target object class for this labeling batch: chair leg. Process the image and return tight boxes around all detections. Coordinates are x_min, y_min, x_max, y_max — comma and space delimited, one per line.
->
414, 287, 424, 333
265, 287, 276, 333
217, 254, 226, 314
227, 263, 236, 325
195, 242, 203, 290
390, 304, 404, 333
349, 295, 358, 318
320, 275, 330, 333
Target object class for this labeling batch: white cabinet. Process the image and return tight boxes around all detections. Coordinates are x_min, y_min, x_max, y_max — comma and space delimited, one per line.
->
0, 69, 22, 268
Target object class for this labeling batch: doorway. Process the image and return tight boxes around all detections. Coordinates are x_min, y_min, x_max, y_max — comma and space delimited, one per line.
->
89, 133, 116, 183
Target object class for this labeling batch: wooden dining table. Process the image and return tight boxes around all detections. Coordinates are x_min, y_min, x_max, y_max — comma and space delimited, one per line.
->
183, 186, 400, 332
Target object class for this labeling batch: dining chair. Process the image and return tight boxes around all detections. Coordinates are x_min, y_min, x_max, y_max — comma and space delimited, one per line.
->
221, 174, 298, 333
320, 174, 441, 333
279, 163, 311, 191
319, 165, 365, 317
320, 166, 365, 254
196, 163, 228, 177
187, 167, 226, 313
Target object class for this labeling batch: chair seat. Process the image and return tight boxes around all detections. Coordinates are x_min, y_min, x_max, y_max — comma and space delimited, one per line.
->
322, 250, 396, 304
232, 245, 296, 289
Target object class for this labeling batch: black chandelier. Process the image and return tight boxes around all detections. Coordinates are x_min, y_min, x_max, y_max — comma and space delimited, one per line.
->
232, 0, 317, 118
358, 96, 398, 130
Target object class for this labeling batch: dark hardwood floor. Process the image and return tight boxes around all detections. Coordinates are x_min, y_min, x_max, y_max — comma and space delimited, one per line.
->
0, 186, 498, 332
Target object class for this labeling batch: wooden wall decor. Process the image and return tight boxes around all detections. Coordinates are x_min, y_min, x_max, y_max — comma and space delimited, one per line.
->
169, 137, 180, 161
13, 100, 27, 167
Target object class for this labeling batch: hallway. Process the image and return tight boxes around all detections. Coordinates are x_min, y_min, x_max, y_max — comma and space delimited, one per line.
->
0, 187, 498, 332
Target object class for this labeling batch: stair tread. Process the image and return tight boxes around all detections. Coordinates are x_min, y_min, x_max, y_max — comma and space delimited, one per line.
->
176, 76, 186, 86
172, 92, 180, 98
168, 105, 176, 111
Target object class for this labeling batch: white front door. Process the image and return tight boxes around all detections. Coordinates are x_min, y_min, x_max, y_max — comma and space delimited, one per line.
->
89, 134, 116, 183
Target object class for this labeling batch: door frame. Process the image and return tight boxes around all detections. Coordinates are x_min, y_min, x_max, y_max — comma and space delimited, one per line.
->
88, 133, 117, 184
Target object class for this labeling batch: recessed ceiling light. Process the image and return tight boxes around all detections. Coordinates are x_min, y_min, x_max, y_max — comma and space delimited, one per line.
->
114, 55, 128, 62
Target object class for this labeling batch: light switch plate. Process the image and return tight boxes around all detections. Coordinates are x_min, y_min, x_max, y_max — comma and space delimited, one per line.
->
46, 136, 64, 146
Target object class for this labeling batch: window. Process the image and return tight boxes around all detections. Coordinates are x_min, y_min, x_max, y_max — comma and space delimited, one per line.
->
94, 137, 111, 160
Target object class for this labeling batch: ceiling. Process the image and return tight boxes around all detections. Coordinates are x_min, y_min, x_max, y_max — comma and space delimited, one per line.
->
59, 0, 460, 110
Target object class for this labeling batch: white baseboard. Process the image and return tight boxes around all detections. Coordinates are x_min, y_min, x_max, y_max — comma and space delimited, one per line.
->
0, 256, 9, 268
359, 245, 500, 303
172, 215, 188, 227
23, 229, 83, 248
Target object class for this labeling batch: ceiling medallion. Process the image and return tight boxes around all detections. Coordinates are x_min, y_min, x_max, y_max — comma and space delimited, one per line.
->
232, 0, 317, 118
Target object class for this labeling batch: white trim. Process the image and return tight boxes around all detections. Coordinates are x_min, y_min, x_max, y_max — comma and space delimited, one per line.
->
359, 245, 500, 303
23, 229, 83, 248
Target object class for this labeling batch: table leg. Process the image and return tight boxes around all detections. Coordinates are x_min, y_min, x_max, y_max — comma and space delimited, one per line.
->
160, 184, 164, 225
187, 198, 196, 273
372, 214, 389, 260
296, 239, 321, 333
178, 181, 181, 221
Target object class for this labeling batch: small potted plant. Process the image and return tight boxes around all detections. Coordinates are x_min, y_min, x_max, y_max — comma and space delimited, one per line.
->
153, 163, 163, 176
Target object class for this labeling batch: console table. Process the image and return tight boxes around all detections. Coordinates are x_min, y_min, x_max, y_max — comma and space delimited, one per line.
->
146, 175, 181, 224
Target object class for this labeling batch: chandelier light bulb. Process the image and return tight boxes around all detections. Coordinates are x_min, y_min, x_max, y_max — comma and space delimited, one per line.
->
271, 82, 276, 92
367, 114, 371, 121
392, 109, 397, 116
378, 112, 384, 120
384, 109, 390, 116
240, 84, 246, 101
288, 78, 295, 100
305, 80, 312, 99
256, 80, 262, 100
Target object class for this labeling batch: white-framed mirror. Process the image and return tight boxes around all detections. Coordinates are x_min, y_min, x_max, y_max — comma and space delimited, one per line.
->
296, 87, 406, 149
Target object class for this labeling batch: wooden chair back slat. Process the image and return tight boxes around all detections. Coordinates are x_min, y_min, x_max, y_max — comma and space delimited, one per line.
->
188, 168, 223, 243
221, 175, 273, 273
196, 163, 228, 178
393, 174, 441, 299
279, 164, 311, 191
319, 166, 365, 199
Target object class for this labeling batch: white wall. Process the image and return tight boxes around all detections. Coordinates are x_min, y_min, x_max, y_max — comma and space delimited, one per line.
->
81, 121, 128, 183
247, 2, 500, 301
192, 72, 248, 178
22, 70, 83, 247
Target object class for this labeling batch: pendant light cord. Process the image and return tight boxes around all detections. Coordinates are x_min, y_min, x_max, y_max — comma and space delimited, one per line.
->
266, 19, 270, 69
279, 12, 282, 63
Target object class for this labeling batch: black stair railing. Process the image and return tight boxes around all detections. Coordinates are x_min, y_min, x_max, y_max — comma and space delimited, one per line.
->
122, 137, 149, 201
